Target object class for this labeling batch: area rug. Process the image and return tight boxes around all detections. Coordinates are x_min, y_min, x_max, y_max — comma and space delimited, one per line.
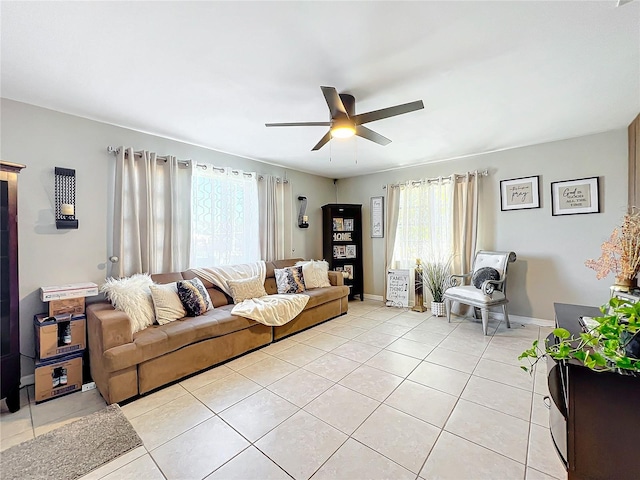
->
0, 404, 143, 480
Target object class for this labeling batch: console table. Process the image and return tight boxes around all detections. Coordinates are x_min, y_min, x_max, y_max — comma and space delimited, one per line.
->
548, 303, 639, 480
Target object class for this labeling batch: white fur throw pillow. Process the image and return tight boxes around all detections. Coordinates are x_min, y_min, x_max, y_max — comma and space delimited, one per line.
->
227, 275, 268, 304
296, 260, 331, 289
150, 282, 186, 325
101, 274, 155, 334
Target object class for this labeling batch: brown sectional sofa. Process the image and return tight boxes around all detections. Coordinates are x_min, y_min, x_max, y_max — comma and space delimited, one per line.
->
87, 259, 349, 404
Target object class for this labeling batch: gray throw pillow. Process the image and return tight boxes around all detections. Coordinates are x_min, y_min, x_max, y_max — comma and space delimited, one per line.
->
472, 267, 501, 290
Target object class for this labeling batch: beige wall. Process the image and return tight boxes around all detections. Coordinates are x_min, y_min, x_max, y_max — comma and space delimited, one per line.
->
1, 99, 335, 376
337, 129, 629, 320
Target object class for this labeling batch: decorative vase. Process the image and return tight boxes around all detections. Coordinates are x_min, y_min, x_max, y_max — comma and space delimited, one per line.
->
431, 301, 446, 317
613, 276, 638, 293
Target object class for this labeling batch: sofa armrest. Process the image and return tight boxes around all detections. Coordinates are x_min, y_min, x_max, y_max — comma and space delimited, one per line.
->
86, 302, 133, 352
328, 271, 344, 286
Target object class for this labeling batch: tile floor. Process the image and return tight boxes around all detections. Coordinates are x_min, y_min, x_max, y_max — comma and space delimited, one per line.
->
0, 300, 565, 480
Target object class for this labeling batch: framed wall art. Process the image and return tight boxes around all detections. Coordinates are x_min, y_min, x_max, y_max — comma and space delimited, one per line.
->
500, 176, 540, 211
371, 196, 384, 238
551, 177, 600, 216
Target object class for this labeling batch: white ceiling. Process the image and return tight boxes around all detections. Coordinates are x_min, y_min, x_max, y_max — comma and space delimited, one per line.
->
1, 1, 639, 178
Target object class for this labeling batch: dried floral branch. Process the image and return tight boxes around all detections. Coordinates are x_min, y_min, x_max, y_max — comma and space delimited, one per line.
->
585, 210, 640, 281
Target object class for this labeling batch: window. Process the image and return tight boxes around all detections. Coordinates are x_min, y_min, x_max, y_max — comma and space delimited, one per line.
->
392, 179, 453, 268
190, 167, 260, 267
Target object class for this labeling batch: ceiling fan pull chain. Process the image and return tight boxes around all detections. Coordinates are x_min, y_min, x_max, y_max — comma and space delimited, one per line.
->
355, 135, 358, 165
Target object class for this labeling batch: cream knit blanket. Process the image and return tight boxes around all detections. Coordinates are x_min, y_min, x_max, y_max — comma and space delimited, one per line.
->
231, 294, 309, 326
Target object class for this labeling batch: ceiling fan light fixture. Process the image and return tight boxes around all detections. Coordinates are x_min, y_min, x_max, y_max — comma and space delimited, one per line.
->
331, 118, 356, 139
331, 126, 356, 139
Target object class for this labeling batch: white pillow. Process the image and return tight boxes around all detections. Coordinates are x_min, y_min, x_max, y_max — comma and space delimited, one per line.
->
227, 275, 268, 303
101, 274, 155, 334
296, 260, 331, 289
150, 282, 186, 325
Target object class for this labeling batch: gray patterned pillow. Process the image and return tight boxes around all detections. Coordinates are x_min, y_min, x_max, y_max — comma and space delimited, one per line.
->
471, 267, 501, 290
177, 278, 213, 316
274, 266, 306, 294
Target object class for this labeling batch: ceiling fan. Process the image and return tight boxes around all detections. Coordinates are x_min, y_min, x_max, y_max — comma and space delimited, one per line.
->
265, 86, 424, 151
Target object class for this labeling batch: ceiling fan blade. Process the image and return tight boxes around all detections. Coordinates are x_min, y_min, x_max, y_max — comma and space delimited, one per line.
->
311, 131, 332, 151
355, 125, 391, 146
353, 100, 424, 125
265, 122, 331, 127
321, 86, 348, 119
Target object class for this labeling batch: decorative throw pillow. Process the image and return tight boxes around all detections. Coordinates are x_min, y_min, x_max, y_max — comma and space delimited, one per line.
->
472, 267, 501, 290
227, 275, 268, 304
150, 282, 186, 325
274, 266, 306, 294
100, 273, 155, 334
177, 278, 214, 316
295, 260, 331, 289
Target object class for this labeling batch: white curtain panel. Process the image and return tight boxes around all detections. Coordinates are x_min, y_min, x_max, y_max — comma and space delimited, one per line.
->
190, 166, 260, 267
383, 185, 401, 301
258, 175, 292, 262
112, 148, 192, 277
452, 172, 479, 277
392, 178, 454, 269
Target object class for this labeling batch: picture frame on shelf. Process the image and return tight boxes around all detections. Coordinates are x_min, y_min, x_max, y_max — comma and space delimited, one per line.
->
333, 217, 344, 231
345, 245, 356, 258
500, 175, 540, 211
370, 196, 384, 238
343, 264, 354, 280
343, 218, 354, 232
551, 177, 600, 216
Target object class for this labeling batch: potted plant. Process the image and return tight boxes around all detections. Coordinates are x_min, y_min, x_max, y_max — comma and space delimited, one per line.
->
420, 257, 452, 317
519, 297, 640, 374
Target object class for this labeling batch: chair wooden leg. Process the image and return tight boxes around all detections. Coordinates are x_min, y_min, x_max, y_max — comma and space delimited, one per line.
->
445, 298, 451, 323
503, 304, 511, 329
481, 308, 489, 335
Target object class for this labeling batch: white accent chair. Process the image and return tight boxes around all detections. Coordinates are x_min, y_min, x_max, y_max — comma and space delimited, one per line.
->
443, 251, 517, 335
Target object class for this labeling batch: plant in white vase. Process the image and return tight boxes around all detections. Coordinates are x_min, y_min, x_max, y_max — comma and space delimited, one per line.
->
421, 257, 452, 317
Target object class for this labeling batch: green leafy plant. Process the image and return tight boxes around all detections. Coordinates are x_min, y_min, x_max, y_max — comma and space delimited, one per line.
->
420, 257, 452, 303
519, 297, 640, 374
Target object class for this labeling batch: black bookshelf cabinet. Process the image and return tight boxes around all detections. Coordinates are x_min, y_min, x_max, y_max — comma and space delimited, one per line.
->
322, 204, 364, 301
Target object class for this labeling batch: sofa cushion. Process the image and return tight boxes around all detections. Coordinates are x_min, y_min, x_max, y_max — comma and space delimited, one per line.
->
296, 260, 331, 289
182, 270, 231, 307
177, 278, 213, 316
150, 282, 186, 325
101, 273, 155, 334
103, 307, 261, 373
303, 285, 350, 308
228, 275, 268, 303
275, 266, 305, 294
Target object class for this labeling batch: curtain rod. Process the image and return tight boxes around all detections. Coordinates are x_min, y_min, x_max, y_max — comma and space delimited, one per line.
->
107, 146, 198, 168
106, 146, 289, 182
383, 169, 488, 189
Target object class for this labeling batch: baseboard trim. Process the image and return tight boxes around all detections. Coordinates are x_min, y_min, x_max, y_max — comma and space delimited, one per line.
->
488, 311, 554, 327
20, 374, 35, 388
363, 294, 384, 301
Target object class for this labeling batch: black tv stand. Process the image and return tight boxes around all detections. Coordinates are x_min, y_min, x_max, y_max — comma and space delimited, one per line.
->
548, 303, 639, 480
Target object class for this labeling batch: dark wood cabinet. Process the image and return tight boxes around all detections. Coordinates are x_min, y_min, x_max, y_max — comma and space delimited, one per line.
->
549, 303, 640, 480
322, 204, 364, 301
1, 161, 25, 413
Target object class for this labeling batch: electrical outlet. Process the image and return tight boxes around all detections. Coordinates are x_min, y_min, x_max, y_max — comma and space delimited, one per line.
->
82, 382, 96, 392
